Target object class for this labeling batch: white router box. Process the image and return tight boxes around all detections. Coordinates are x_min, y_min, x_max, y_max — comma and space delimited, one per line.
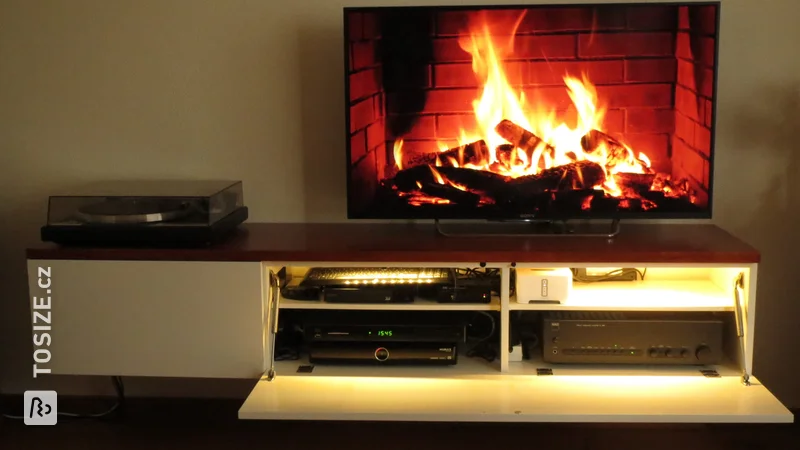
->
516, 268, 573, 304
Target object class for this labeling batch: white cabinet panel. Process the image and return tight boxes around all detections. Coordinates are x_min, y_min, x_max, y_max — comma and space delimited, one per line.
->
27, 260, 265, 378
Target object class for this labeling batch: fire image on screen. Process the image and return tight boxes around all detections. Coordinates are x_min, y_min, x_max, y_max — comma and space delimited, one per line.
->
345, 3, 718, 220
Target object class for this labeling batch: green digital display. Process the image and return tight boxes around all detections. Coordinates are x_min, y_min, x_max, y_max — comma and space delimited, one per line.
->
377, 330, 393, 337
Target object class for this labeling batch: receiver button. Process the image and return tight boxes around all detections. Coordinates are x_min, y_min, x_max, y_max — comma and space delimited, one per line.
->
695, 345, 712, 362
374, 347, 390, 361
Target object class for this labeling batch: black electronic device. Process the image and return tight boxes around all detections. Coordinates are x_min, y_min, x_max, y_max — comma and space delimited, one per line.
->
436, 284, 493, 304
301, 267, 452, 287
41, 180, 248, 247
303, 311, 466, 343
280, 277, 322, 301
305, 323, 464, 343
308, 341, 457, 365
323, 286, 414, 304
302, 311, 465, 365
542, 312, 724, 365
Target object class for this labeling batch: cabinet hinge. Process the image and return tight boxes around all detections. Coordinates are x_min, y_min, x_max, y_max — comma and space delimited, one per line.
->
264, 270, 281, 382
733, 272, 751, 385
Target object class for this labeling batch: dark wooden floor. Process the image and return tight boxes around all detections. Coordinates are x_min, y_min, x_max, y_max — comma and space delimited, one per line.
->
1, 398, 797, 450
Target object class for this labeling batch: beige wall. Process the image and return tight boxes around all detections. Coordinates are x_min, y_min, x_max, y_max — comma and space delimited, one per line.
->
1, 0, 799, 405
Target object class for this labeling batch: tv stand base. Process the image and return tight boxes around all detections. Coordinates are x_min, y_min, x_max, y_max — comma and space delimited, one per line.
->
434, 218, 621, 238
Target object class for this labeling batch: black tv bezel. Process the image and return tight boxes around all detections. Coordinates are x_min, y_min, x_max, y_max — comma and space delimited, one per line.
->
343, 2, 721, 221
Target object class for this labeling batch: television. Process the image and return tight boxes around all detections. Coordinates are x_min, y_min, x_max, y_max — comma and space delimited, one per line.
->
344, 3, 719, 221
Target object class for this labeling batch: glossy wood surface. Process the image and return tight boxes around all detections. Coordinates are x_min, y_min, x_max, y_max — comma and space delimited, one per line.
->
26, 223, 759, 263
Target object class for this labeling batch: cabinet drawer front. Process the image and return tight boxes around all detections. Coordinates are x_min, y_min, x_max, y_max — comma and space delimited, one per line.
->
27, 260, 265, 379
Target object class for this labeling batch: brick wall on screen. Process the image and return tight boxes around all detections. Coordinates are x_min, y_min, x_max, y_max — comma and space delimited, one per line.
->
672, 6, 715, 203
397, 6, 681, 173
348, 12, 386, 207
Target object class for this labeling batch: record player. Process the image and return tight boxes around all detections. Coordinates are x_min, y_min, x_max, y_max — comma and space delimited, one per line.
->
41, 180, 248, 247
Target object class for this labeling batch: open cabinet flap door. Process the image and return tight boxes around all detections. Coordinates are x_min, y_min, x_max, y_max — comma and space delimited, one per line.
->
734, 271, 750, 385
264, 269, 280, 382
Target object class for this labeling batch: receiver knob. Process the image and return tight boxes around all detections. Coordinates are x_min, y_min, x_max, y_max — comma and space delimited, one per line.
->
694, 345, 712, 362
374, 347, 390, 362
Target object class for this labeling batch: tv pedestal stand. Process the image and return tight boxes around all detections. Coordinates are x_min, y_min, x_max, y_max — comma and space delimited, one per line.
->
434, 218, 621, 238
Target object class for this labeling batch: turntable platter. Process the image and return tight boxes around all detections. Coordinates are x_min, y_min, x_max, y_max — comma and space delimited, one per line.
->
78, 198, 191, 224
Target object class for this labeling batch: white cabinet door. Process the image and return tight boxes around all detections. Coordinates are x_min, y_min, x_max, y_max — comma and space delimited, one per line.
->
27, 260, 266, 379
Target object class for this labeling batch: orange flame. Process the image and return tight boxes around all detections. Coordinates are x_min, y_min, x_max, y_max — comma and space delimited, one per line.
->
429, 165, 446, 184
429, 166, 468, 191
393, 13, 654, 199
393, 139, 404, 171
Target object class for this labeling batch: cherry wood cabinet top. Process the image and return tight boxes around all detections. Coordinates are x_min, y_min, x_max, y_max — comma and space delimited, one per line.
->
26, 223, 759, 264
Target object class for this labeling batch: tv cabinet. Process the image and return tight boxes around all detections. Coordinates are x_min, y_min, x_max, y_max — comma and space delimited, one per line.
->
26, 223, 793, 423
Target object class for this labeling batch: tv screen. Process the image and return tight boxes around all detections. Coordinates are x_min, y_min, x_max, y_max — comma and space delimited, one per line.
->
344, 3, 719, 220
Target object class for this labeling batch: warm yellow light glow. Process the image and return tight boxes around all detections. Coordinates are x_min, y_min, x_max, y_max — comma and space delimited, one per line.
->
339, 274, 434, 280
550, 375, 702, 388
274, 374, 709, 393
566, 280, 733, 310
294, 376, 456, 388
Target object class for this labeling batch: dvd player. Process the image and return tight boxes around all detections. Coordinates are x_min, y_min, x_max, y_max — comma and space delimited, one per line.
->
323, 286, 414, 304
305, 323, 464, 343
302, 311, 465, 366
309, 341, 457, 365
302, 311, 466, 343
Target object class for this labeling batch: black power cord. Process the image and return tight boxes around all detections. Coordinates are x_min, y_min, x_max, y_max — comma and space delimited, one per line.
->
1, 376, 125, 421
465, 311, 497, 362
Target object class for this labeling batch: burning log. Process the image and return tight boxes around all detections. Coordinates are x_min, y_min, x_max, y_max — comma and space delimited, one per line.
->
405, 140, 489, 168
392, 165, 437, 192
494, 119, 555, 163
393, 165, 510, 193
580, 130, 652, 172
509, 160, 605, 195
652, 174, 695, 200
614, 173, 656, 195
391, 166, 512, 203
495, 144, 516, 168
436, 166, 513, 201
419, 182, 481, 206
581, 130, 627, 158
392, 161, 609, 208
